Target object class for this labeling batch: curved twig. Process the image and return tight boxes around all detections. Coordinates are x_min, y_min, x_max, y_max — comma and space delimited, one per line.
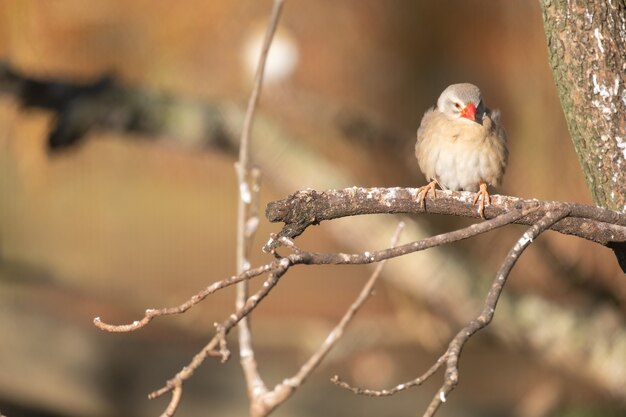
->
93, 263, 274, 332
331, 353, 447, 396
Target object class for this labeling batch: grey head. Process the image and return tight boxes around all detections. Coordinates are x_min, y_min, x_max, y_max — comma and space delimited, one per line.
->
436, 83, 485, 122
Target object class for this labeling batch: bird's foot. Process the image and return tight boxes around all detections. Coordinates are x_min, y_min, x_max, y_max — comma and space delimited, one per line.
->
472, 181, 490, 218
416, 180, 438, 208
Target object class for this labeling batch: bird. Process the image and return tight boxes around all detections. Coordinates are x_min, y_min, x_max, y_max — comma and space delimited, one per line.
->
415, 83, 508, 217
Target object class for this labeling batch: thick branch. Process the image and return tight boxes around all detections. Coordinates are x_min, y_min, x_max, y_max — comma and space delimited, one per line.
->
265, 187, 626, 249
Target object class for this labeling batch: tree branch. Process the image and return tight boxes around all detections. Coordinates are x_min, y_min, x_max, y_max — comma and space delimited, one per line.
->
235, 0, 285, 411
423, 209, 569, 417
264, 187, 626, 250
330, 210, 569, 417
250, 223, 405, 416
94, 207, 532, 332
331, 354, 447, 397
93, 188, 626, 417
93, 208, 530, 417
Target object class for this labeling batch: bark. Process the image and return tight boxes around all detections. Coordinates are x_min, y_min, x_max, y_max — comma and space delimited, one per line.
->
539, 0, 626, 213
265, 187, 626, 249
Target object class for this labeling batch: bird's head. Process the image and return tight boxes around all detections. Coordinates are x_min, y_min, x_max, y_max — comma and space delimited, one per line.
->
436, 83, 485, 123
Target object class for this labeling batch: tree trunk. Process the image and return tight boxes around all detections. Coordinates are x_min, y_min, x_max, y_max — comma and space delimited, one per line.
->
539, 0, 625, 214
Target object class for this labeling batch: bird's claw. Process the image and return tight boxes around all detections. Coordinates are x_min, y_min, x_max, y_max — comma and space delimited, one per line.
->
416, 180, 438, 208
472, 182, 490, 218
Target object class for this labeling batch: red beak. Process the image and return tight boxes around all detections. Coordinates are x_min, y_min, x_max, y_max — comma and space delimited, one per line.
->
460, 103, 476, 121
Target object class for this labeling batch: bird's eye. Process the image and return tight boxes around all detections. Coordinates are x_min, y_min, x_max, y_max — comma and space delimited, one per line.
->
454, 103, 461, 109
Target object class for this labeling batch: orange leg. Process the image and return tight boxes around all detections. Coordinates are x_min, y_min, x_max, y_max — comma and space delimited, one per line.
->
472, 181, 491, 218
416, 180, 438, 208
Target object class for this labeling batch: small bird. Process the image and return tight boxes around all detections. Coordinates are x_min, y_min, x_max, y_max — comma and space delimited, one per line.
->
415, 83, 508, 217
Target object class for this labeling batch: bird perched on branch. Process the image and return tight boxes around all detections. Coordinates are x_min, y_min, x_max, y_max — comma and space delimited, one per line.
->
415, 83, 508, 217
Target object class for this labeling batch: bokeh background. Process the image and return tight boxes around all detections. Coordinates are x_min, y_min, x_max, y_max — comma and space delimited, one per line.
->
1, 1, 625, 417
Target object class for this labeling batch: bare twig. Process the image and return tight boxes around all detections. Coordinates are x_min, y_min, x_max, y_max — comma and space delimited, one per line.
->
147, 262, 290, 402
422, 209, 570, 417
237, 168, 266, 402
331, 353, 447, 396
282, 207, 536, 265
237, 0, 284, 173
93, 263, 274, 331
236, 0, 284, 408
265, 188, 626, 250
101, 5, 287, 414
95, 207, 533, 332
325, 209, 570, 417
327, 211, 571, 407
249, 222, 406, 416
159, 384, 182, 417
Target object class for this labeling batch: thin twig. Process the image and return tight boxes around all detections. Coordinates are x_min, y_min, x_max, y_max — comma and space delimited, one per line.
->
238, 0, 284, 172
331, 353, 447, 396
235, 0, 285, 407
95, 208, 532, 332
250, 222, 406, 416
288, 207, 535, 265
237, 169, 267, 401
159, 384, 182, 417
148, 261, 290, 401
422, 209, 570, 417
93, 263, 274, 331
329, 210, 567, 403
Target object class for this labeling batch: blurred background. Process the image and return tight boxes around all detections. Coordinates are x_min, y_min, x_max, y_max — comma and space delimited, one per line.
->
1, 1, 625, 417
